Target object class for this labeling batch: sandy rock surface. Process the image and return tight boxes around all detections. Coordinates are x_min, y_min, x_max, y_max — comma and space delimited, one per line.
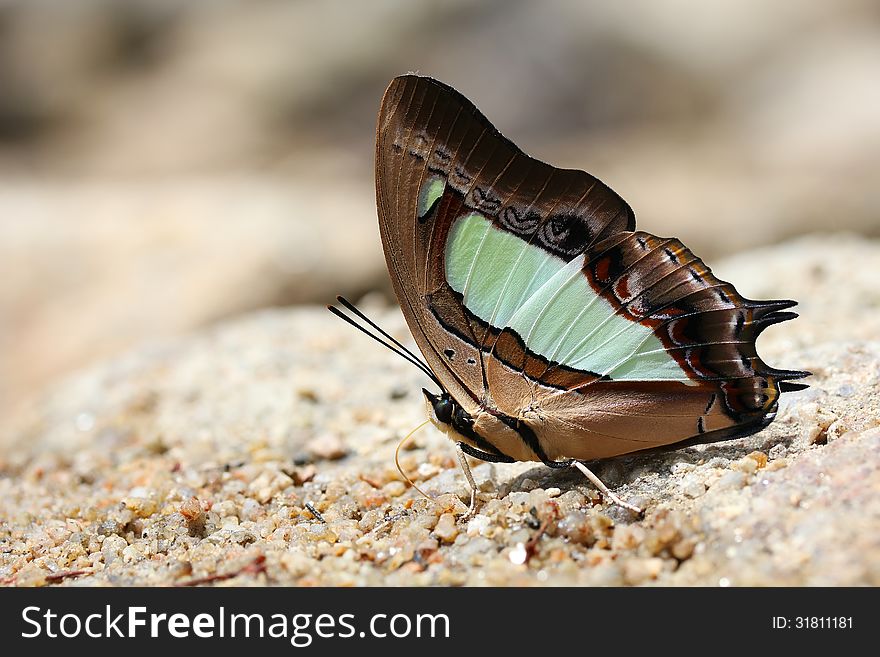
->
1, 235, 878, 586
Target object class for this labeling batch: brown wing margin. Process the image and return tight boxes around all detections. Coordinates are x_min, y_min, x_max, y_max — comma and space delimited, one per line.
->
376, 75, 487, 407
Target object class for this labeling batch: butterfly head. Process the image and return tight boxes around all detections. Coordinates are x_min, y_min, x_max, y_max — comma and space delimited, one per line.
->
423, 387, 481, 442
422, 388, 456, 427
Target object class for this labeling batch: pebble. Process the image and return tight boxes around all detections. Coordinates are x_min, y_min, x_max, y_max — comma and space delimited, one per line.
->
433, 513, 459, 543
123, 496, 158, 518
765, 458, 788, 471
671, 538, 697, 561
240, 499, 262, 522
731, 456, 758, 474
612, 524, 645, 551
508, 543, 528, 565
714, 471, 747, 491
306, 434, 348, 461
455, 536, 494, 559
588, 563, 625, 586
180, 498, 207, 535
825, 419, 848, 443
466, 514, 491, 537
168, 560, 193, 579
433, 494, 469, 516
746, 451, 768, 469
623, 557, 665, 585
384, 481, 406, 498
122, 544, 142, 563
803, 425, 825, 445
101, 535, 128, 565
555, 490, 587, 514
416, 463, 441, 479
557, 511, 596, 546
506, 492, 531, 508
681, 477, 707, 499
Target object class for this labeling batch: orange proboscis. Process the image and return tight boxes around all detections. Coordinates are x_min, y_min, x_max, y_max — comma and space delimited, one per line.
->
395, 419, 433, 502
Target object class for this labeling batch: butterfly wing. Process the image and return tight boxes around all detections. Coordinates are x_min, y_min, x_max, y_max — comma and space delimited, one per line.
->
376, 75, 633, 414
376, 74, 807, 463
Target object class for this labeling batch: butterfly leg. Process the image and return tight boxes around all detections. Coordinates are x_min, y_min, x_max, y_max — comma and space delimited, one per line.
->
571, 461, 643, 515
456, 448, 479, 517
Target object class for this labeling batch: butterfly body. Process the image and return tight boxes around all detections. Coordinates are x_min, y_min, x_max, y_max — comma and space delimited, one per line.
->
374, 74, 808, 470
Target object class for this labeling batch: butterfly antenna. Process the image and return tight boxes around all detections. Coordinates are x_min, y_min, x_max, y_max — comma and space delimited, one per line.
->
333, 296, 430, 368
395, 419, 433, 502
328, 296, 442, 387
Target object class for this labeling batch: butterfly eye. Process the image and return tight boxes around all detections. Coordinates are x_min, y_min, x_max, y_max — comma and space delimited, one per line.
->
433, 397, 454, 424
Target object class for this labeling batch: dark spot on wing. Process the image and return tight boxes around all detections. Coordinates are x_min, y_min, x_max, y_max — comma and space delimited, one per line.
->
735, 311, 745, 337
704, 393, 717, 414
452, 165, 471, 186
472, 186, 501, 212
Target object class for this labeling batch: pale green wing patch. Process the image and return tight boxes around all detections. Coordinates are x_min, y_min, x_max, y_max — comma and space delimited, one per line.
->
445, 213, 558, 326
606, 344, 692, 381
444, 212, 689, 381
418, 175, 446, 219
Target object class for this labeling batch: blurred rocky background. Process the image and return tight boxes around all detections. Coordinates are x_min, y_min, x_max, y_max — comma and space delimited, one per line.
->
2, 0, 879, 428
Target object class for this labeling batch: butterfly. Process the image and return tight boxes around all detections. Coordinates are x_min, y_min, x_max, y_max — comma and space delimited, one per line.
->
331, 75, 808, 513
